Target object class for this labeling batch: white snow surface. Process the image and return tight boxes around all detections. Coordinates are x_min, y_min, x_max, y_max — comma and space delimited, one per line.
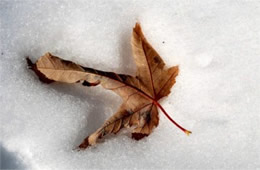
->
1, 0, 260, 169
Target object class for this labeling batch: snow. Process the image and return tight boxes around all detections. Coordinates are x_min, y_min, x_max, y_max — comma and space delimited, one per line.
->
1, 0, 260, 169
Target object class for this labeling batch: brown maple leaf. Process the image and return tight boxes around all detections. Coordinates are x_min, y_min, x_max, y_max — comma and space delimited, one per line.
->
27, 23, 191, 149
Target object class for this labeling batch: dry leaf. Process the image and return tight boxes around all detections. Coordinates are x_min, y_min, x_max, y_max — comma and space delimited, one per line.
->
27, 23, 191, 149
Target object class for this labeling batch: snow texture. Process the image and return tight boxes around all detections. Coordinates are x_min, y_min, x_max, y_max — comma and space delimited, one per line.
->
1, 0, 260, 169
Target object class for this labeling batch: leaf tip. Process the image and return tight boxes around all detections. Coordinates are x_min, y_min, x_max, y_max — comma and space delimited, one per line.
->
26, 56, 54, 84
135, 22, 141, 28
78, 136, 90, 149
45, 52, 52, 57
26, 57, 34, 69
133, 22, 142, 35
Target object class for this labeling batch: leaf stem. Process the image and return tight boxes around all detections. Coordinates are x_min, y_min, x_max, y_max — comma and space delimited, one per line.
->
154, 101, 192, 136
